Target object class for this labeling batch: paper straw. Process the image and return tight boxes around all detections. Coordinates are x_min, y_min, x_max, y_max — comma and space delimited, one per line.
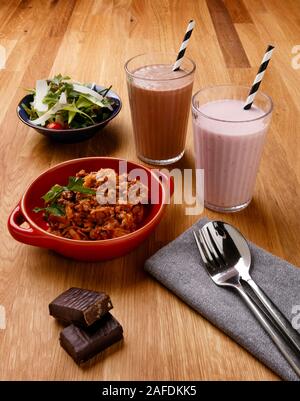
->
173, 20, 195, 71
244, 45, 274, 110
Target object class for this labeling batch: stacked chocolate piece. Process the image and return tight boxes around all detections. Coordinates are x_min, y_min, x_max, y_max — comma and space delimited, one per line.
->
49, 287, 123, 364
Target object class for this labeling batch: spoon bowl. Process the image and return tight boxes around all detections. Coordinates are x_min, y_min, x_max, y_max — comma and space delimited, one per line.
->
201, 221, 252, 279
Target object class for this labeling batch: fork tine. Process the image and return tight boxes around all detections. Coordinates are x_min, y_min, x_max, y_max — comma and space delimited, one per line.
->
198, 229, 216, 265
205, 226, 226, 265
198, 229, 217, 267
202, 226, 220, 262
193, 231, 208, 265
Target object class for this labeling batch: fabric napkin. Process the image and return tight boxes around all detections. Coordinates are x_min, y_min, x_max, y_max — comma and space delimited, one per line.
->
144, 218, 300, 381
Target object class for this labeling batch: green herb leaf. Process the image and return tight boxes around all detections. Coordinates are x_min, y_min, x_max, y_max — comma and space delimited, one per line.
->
42, 184, 65, 203
34, 176, 96, 215
33, 207, 44, 213
67, 176, 96, 194
33, 204, 65, 216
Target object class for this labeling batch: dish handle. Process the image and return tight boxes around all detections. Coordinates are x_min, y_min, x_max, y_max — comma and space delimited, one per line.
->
8, 204, 53, 248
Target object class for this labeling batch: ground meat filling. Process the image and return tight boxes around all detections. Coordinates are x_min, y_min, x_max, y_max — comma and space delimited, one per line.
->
46, 169, 147, 240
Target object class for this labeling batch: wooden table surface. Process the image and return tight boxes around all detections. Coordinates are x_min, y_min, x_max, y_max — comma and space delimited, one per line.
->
1, 0, 300, 381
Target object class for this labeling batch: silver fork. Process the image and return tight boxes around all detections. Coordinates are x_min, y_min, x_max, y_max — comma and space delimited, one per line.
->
193, 227, 300, 377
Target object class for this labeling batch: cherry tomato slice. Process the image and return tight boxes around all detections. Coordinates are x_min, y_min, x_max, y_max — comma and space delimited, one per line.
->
46, 122, 64, 130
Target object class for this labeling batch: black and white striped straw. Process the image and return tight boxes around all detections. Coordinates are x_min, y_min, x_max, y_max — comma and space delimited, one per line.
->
244, 45, 275, 110
173, 19, 195, 71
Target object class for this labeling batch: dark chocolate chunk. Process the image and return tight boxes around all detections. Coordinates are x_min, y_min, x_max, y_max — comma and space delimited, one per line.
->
49, 287, 113, 327
59, 313, 123, 364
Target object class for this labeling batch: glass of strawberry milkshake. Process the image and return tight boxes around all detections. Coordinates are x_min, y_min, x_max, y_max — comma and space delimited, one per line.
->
192, 85, 273, 212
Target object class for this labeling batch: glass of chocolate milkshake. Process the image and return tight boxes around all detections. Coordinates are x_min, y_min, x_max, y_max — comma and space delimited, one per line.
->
125, 53, 195, 165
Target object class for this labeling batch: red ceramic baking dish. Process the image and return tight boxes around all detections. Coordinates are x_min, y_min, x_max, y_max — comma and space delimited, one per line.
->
8, 157, 173, 262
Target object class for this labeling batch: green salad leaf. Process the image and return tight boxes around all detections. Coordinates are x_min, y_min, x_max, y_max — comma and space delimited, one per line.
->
42, 91, 60, 108
52, 74, 71, 85
21, 103, 38, 119
75, 95, 94, 109
75, 92, 106, 108
68, 109, 77, 125
62, 103, 95, 124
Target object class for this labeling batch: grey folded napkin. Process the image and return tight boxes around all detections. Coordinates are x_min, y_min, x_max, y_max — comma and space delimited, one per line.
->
144, 218, 300, 381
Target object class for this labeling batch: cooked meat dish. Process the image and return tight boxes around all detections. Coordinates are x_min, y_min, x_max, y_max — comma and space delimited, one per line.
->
34, 168, 148, 240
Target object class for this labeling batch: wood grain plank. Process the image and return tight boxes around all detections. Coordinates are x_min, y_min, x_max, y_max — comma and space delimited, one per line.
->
223, 0, 253, 23
0, 0, 21, 31
262, 0, 300, 42
206, 0, 250, 67
243, 0, 267, 13
48, 0, 77, 37
235, 22, 271, 66
248, 4, 288, 43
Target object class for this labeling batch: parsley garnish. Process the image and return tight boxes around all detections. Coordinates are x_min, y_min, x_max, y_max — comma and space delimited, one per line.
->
34, 176, 96, 216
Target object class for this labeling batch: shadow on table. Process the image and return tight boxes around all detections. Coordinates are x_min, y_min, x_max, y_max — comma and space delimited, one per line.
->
26, 234, 152, 292
30, 123, 122, 163
208, 197, 270, 236
234, 196, 299, 265
208, 197, 284, 257
173, 151, 195, 170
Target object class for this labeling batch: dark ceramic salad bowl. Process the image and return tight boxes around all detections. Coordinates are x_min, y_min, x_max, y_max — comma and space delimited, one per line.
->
17, 85, 122, 143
